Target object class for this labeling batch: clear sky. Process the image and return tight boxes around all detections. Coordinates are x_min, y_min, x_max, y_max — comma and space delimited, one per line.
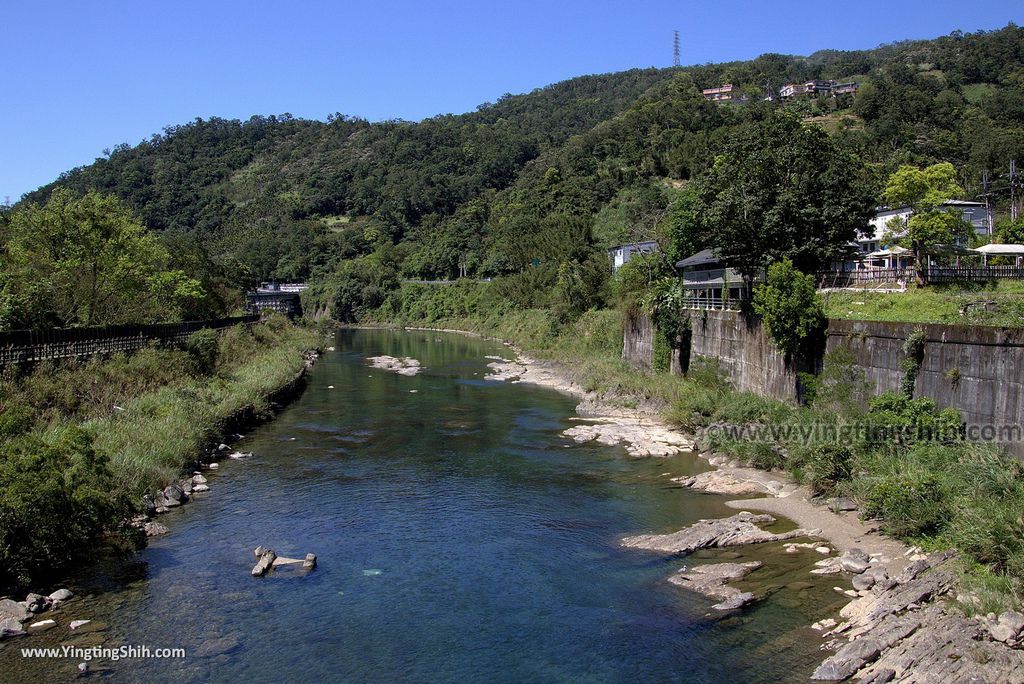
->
2, 0, 1021, 202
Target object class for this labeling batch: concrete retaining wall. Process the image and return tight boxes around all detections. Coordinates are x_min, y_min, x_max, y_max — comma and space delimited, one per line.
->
827, 320, 1024, 456
622, 310, 1024, 457
622, 313, 654, 370
687, 310, 801, 401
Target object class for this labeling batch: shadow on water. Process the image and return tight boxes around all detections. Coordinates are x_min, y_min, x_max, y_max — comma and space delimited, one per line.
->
1, 329, 845, 683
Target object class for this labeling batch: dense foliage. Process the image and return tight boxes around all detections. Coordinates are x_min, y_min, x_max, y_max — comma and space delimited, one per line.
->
692, 112, 876, 280
19, 24, 1024, 310
0, 190, 207, 329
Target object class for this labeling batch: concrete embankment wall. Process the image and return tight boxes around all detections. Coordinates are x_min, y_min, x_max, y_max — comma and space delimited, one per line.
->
623, 311, 1024, 457
687, 310, 801, 402
622, 313, 654, 370
826, 320, 1024, 453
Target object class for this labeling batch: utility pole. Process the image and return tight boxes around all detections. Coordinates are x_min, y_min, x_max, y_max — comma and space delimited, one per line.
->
982, 169, 994, 236
673, 30, 680, 67
1012, 160, 1018, 223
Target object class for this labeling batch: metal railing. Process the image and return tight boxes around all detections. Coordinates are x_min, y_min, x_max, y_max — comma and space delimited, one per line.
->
816, 269, 914, 287
681, 296, 745, 311
922, 265, 1024, 283
0, 315, 258, 367
817, 265, 1024, 287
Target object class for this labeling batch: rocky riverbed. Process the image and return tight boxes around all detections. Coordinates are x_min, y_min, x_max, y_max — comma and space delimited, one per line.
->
475, 337, 1024, 682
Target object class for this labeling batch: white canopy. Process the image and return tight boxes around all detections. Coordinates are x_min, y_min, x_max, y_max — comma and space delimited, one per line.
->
975, 243, 1024, 255
865, 246, 910, 258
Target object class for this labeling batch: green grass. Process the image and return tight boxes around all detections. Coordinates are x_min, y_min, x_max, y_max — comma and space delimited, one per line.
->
824, 281, 1024, 326
88, 320, 320, 492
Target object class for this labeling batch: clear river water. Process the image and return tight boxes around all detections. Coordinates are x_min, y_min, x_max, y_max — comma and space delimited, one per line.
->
3, 329, 846, 683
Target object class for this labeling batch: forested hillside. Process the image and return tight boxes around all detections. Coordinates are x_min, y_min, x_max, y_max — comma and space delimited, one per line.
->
16, 24, 1024, 321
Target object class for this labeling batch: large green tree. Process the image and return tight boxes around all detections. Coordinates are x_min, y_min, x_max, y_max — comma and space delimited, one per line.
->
691, 112, 876, 286
0, 189, 204, 329
881, 162, 973, 278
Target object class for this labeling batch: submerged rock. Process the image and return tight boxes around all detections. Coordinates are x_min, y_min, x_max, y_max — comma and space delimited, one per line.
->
24, 593, 49, 613
712, 592, 757, 611
0, 616, 25, 639
669, 561, 763, 611
144, 521, 170, 537
0, 599, 31, 622
27, 619, 56, 633
674, 471, 769, 496
622, 512, 819, 554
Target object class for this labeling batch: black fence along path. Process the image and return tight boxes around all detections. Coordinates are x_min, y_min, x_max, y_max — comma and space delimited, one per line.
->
0, 315, 259, 366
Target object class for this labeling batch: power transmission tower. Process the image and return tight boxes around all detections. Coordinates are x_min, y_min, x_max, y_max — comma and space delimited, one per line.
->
673, 30, 680, 67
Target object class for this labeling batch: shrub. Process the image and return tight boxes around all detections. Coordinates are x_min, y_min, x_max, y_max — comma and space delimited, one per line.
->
184, 328, 220, 374
793, 444, 854, 496
752, 258, 825, 357
867, 391, 962, 445
900, 328, 927, 397
864, 470, 948, 537
0, 427, 133, 587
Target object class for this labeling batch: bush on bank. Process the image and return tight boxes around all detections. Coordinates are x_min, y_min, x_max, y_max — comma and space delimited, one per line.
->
0, 315, 318, 589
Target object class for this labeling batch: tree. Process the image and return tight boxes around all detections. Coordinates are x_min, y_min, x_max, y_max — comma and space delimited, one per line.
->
752, 258, 824, 358
0, 189, 204, 329
995, 217, 1024, 245
692, 112, 876, 289
881, 163, 973, 280
660, 183, 709, 266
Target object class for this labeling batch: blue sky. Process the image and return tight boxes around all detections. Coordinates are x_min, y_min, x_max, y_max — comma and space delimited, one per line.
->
2, 0, 1021, 201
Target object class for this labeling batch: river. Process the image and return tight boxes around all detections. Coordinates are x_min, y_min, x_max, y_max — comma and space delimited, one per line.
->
2, 329, 845, 682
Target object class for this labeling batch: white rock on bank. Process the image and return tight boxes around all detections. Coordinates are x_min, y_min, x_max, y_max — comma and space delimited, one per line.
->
673, 470, 770, 496
563, 419, 693, 458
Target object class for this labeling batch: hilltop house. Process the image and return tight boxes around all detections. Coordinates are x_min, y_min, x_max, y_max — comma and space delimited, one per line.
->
780, 80, 859, 98
702, 84, 744, 102
608, 240, 659, 272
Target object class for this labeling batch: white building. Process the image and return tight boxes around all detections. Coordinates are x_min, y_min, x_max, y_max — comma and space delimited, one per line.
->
608, 241, 659, 272
858, 200, 989, 254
